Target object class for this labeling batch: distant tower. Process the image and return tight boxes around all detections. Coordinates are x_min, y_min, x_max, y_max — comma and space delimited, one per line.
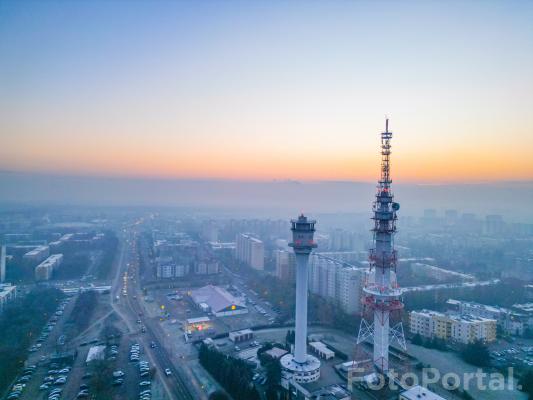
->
357, 119, 406, 373
280, 214, 321, 383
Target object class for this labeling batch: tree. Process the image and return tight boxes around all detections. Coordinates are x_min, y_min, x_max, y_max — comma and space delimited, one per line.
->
0, 287, 63, 393
89, 360, 114, 399
412, 333, 423, 345
209, 390, 230, 400
266, 359, 282, 388
519, 370, 533, 398
461, 340, 490, 367
199, 344, 260, 400
266, 386, 279, 400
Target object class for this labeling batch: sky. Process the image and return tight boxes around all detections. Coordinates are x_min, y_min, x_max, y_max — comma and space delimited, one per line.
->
1, 0, 532, 183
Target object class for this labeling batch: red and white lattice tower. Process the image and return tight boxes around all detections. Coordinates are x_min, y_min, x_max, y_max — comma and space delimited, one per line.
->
356, 119, 406, 373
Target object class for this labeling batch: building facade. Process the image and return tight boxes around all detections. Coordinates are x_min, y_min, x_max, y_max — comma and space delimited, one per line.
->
308, 253, 367, 315
235, 233, 264, 270
274, 250, 296, 283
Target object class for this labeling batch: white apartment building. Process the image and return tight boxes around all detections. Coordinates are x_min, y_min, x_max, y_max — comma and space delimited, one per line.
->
24, 245, 50, 264
274, 249, 295, 283
447, 299, 525, 336
308, 253, 367, 315
410, 309, 497, 344
235, 233, 264, 270
35, 253, 63, 281
156, 263, 189, 279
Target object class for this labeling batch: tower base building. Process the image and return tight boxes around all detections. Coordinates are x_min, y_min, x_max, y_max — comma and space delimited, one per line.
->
280, 353, 321, 384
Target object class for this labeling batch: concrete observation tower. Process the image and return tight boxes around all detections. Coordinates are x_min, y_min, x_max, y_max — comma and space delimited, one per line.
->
356, 119, 406, 373
280, 214, 321, 383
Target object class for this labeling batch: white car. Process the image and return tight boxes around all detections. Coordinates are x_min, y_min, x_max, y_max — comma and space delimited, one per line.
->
164, 368, 172, 376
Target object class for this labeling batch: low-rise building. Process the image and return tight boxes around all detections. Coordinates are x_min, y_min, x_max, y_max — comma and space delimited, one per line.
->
190, 285, 247, 317
309, 342, 335, 360
195, 260, 219, 275
447, 299, 525, 336
265, 347, 288, 360
399, 385, 446, 400
156, 263, 189, 278
229, 329, 254, 343
0, 284, 17, 313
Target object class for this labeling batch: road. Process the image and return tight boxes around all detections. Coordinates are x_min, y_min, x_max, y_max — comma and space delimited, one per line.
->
110, 227, 195, 400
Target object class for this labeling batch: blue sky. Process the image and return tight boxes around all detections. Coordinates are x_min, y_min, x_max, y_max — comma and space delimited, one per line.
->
1, 1, 532, 182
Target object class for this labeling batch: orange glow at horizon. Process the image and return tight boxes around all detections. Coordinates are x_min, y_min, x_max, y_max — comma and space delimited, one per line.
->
2, 139, 532, 183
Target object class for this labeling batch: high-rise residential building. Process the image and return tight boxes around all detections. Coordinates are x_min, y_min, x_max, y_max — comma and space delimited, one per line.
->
235, 233, 264, 270
274, 249, 295, 283
23, 245, 50, 264
485, 214, 505, 235
409, 310, 497, 344
444, 209, 459, 226
308, 254, 367, 315
35, 254, 63, 281
201, 220, 219, 242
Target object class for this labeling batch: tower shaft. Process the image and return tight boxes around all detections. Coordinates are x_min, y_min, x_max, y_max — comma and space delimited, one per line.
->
294, 253, 309, 363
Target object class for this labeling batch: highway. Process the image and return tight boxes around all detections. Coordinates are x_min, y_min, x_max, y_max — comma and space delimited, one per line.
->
110, 227, 195, 400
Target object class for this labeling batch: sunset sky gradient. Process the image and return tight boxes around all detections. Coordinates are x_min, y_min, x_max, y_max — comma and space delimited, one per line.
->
1, 1, 532, 183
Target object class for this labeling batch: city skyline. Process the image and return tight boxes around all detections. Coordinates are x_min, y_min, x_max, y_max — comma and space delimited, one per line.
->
1, 1, 532, 183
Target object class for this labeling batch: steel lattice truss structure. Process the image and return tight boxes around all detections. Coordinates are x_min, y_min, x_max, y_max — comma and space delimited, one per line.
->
356, 119, 406, 373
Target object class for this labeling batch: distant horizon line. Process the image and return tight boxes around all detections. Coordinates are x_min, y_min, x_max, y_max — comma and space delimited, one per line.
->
0, 168, 532, 186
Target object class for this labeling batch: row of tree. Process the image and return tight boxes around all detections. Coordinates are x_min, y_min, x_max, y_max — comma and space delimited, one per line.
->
96, 230, 119, 279
69, 290, 98, 334
0, 287, 64, 393
199, 343, 260, 400
257, 343, 283, 400
411, 333, 448, 351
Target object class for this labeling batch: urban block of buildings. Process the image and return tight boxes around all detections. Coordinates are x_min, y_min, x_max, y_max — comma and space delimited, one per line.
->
447, 299, 526, 336
410, 309, 497, 344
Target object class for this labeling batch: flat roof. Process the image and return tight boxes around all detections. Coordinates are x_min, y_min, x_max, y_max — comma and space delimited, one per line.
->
186, 316, 210, 324
190, 285, 245, 312
400, 385, 445, 400
229, 328, 253, 335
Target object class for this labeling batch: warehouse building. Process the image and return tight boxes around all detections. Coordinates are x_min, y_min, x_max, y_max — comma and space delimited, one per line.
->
190, 285, 247, 317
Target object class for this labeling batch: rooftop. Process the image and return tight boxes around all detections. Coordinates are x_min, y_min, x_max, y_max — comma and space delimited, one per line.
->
190, 285, 245, 313
400, 385, 446, 400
